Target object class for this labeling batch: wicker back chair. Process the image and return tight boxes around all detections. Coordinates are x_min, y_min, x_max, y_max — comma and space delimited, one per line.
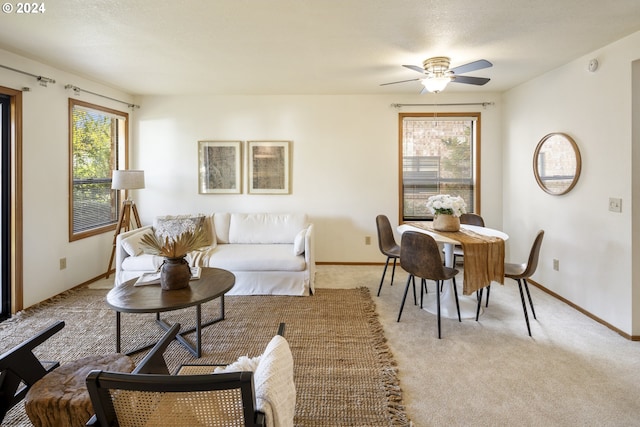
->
86, 323, 291, 427
86, 370, 262, 426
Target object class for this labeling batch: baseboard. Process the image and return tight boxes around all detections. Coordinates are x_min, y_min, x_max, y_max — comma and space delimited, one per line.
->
316, 262, 384, 266
528, 279, 639, 341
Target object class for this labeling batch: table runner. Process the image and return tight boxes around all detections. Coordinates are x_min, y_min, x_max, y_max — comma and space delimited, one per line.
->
406, 222, 505, 295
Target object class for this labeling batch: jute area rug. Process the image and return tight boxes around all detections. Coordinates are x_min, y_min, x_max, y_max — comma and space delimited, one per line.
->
1, 286, 408, 427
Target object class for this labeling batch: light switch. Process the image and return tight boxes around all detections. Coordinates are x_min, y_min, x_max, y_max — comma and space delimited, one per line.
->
609, 197, 622, 213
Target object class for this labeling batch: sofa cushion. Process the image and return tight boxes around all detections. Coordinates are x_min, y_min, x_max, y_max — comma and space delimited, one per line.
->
205, 244, 306, 271
228, 213, 307, 244
213, 212, 231, 244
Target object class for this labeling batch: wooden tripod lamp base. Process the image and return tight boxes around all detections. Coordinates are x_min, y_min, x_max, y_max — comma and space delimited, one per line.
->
106, 200, 142, 279
106, 170, 145, 279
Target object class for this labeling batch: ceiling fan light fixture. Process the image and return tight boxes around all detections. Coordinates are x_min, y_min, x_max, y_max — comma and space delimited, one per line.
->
421, 76, 451, 93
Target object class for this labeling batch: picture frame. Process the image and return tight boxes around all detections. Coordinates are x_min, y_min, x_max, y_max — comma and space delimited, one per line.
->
198, 140, 242, 194
247, 140, 291, 194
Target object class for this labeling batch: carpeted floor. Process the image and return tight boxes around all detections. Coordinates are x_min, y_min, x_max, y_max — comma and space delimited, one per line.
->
319, 265, 640, 427
1, 285, 407, 427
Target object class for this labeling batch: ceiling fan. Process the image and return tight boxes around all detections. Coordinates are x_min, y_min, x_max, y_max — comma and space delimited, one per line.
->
381, 56, 492, 93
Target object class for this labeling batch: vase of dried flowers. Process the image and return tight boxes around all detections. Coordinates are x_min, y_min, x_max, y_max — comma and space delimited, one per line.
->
140, 220, 209, 291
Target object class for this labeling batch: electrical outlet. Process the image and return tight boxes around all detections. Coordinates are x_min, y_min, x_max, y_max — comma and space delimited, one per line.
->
553, 259, 559, 271
609, 197, 622, 213
365, 236, 372, 245
59, 257, 67, 270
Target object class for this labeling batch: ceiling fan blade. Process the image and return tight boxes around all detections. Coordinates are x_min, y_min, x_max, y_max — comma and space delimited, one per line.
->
450, 75, 490, 86
380, 78, 421, 86
448, 59, 493, 75
402, 64, 426, 74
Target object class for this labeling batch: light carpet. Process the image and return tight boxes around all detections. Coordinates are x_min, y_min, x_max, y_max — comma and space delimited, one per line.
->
319, 265, 640, 427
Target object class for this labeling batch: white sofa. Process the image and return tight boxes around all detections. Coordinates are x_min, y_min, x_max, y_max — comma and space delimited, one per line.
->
114, 212, 315, 296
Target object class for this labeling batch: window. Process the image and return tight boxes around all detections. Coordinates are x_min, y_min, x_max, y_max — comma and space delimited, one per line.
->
69, 99, 128, 241
399, 113, 480, 221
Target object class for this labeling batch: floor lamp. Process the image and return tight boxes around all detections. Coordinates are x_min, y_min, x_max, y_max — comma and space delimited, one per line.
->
106, 170, 144, 279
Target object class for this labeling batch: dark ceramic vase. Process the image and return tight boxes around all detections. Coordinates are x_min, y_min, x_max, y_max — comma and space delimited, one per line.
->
160, 257, 191, 290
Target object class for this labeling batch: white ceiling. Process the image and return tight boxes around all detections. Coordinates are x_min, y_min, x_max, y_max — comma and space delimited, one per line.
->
2, 0, 640, 96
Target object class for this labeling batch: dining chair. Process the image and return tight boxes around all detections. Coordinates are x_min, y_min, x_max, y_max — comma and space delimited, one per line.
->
376, 215, 401, 297
398, 231, 461, 338
442, 213, 489, 304
451, 213, 485, 266
476, 230, 544, 336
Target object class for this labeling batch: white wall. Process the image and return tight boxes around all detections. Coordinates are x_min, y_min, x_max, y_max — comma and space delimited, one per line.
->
502, 31, 640, 335
133, 93, 503, 264
0, 48, 134, 308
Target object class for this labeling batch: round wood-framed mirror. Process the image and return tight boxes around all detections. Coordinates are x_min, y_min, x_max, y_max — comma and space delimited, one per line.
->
533, 132, 582, 195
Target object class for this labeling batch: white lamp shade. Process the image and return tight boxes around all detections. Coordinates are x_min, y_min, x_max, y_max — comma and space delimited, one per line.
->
112, 170, 145, 190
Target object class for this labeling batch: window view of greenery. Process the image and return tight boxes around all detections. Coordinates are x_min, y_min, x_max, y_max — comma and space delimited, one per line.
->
70, 100, 127, 239
401, 114, 477, 220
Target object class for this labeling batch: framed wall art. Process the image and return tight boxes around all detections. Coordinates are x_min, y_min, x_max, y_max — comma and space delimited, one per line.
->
247, 140, 291, 194
198, 140, 242, 194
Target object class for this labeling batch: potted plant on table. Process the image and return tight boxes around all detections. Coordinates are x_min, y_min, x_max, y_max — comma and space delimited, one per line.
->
426, 194, 467, 232
139, 223, 209, 290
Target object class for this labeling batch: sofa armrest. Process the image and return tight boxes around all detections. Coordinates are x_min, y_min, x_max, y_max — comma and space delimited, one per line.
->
304, 224, 316, 293
115, 225, 153, 286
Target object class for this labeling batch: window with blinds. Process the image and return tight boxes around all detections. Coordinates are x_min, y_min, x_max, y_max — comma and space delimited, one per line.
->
399, 113, 480, 221
69, 99, 128, 241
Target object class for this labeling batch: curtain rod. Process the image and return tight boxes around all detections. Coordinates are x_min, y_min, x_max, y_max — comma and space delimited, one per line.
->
65, 84, 140, 109
391, 102, 494, 108
0, 63, 56, 87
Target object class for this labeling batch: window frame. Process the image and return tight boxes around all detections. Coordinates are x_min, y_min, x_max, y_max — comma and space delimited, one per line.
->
68, 99, 128, 241
398, 112, 481, 222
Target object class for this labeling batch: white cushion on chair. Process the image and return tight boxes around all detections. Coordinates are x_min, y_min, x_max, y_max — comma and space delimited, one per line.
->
211, 335, 295, 427
254, 335, 296, 427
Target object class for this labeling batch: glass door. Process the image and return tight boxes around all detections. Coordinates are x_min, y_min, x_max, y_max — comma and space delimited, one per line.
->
1, 94, 10, 321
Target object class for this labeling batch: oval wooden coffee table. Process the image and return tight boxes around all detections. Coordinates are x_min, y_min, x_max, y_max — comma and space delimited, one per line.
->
106, 267, 235, 358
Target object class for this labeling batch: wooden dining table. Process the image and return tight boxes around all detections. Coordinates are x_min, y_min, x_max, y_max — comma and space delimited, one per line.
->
398, 222, 508, 319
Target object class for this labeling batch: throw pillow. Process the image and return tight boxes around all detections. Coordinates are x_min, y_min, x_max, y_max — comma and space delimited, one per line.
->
121, 231, 152, 256
293, 229, 306, 256
153, 214, 213, 247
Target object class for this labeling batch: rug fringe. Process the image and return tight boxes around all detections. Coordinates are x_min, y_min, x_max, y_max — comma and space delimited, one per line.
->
357, 286, 411, 426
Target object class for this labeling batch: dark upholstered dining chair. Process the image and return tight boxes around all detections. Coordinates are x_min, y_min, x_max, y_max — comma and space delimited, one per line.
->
398, 231, 461, 339
451, 213, 486, 266
376, 215, 401, 297
476, 230, 544, 337
446, 213, 492, 306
